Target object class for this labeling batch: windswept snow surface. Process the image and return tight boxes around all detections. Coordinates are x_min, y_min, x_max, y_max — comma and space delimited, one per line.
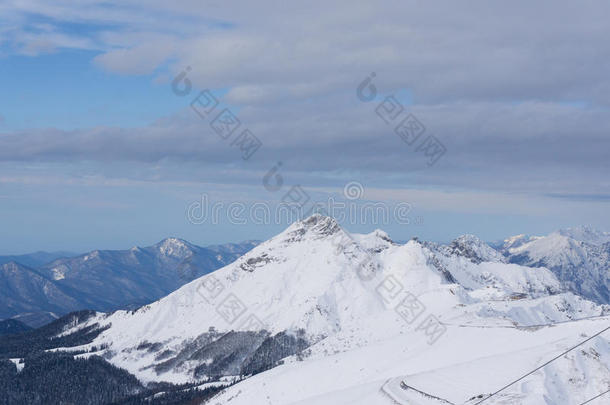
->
52, 216, 609, 403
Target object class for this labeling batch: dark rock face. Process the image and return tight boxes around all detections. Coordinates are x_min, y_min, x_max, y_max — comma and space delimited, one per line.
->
240, 253, 275, 272
285, 215, 342, 243
446, 235, 506, 264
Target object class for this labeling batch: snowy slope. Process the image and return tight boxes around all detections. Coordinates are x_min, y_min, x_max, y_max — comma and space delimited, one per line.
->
558, 226, 610, 245
210, 317, 609, 405
48, 216, 609, 404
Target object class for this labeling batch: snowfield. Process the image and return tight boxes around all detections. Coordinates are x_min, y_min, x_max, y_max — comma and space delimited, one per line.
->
210, 317, 609, 404
52, 215, 609, 404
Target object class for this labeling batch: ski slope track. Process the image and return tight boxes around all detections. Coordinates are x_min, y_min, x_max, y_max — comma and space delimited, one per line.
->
51, 215, 610, 404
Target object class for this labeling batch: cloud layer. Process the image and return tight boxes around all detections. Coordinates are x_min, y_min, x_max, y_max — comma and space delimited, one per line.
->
1, 0, 609, 200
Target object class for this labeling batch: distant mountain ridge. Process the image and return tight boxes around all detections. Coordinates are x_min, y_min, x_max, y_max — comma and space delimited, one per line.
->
0, 251, 78, 268
0, 239, 259, 327
0, 262, 82, 327
500, 225, 610, 305
0, 319, 31, 336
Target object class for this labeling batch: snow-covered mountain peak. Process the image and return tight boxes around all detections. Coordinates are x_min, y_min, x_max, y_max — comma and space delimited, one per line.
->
352, 229, 394, 253
503, 225, 610, 257
509, 232, 578, 262
278, 215, 392, 254
88, 219, 565, 337
371, 229, 392, 242
448, 234, 507, 264
154, 237, 196, 257
501, 233, 541, 250
294, 213, 341, 234
503, 227, 610, 305
279, 214, 343, 243
505, 233, 526, 244
558, 225, 610, 245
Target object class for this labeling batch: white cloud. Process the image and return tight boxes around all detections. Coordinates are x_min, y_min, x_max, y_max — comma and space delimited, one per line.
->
3, 1, 610, 104
1, 0, 609, 207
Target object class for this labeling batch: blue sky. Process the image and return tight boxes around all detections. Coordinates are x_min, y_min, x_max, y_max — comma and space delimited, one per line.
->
0, 51, 185, 131
1, 1, 610, 254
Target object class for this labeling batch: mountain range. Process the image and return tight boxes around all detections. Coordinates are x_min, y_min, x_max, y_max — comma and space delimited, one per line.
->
5, 215, 607, 404
0, 239, 258, 327
499, 226, 610, 305
0, 251, 78, 268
